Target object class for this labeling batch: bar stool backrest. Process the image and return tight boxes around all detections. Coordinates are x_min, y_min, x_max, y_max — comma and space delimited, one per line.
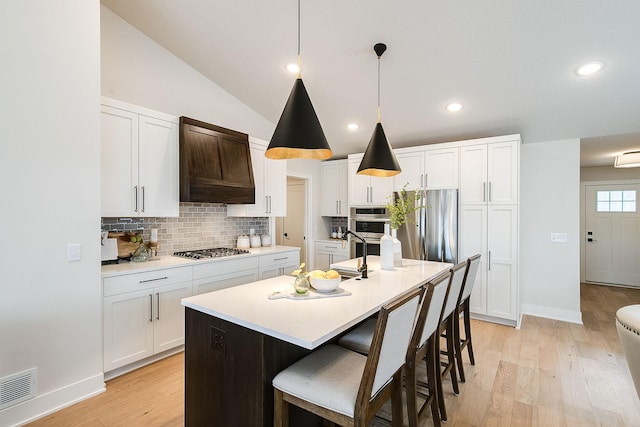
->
419, 271, 452, 346
441, 262, 467, 320
366, 288, 422, 398
459, 254, 481, 303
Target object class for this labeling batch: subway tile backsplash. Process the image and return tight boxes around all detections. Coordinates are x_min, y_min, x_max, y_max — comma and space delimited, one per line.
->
102, 203, 269, 256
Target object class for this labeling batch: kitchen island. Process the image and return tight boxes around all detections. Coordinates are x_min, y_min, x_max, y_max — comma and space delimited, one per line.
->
181, 256, 452, 426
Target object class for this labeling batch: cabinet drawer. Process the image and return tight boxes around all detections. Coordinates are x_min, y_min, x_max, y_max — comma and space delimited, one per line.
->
259, 251, 299, 268
194, 256, 260, 280
315, 241, 349, 254
104, 266, 193, 297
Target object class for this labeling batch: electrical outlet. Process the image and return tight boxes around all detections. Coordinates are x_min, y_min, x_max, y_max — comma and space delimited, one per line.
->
210, 326, 226, 354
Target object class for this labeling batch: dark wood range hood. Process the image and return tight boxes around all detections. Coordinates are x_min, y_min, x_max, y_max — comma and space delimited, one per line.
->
179, 117, 255, 204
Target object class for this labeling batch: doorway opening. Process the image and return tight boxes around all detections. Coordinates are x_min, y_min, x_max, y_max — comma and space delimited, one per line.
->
275, 175, 311, 267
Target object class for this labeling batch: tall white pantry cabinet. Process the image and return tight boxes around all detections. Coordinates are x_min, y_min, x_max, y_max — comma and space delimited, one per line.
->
458, 137, 519, 325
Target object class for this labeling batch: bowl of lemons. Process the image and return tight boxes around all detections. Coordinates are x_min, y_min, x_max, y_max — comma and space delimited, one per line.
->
308, 269, 341, 293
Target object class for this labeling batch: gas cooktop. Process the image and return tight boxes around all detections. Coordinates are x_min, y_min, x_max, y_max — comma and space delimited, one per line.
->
173, 247, 250, 260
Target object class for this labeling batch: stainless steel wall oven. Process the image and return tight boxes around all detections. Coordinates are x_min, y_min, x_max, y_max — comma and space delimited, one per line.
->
349, 207, 390, 258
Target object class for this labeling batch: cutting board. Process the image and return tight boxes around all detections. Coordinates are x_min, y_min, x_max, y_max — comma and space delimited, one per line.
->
108, 232, 143, 258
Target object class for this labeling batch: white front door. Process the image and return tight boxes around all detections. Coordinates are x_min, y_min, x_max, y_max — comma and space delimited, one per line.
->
585, 184, 640, 287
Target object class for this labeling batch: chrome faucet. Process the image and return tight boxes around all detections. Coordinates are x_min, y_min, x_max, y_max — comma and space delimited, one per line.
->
343, 230, 368, 279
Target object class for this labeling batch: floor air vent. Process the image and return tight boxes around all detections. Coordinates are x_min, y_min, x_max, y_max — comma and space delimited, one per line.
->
0, 368, 37, 410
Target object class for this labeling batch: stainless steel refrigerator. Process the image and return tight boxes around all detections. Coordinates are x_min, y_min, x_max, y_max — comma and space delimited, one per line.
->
396, 189, 458, 263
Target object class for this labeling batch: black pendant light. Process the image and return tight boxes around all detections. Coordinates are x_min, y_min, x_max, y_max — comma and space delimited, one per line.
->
357, 43, 401, 177
265, 0, 332, 160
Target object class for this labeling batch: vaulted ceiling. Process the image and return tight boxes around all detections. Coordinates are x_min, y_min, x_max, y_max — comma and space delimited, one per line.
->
101, 0, 640, 167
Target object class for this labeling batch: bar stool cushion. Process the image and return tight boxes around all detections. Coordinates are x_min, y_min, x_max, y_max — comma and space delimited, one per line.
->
272, 344, 368, 417
616, 304, 640, 398
338, 318, 377, 354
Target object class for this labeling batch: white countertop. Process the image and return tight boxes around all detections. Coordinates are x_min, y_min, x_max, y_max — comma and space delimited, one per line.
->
181, 257, 452, 349
101, 245, 300, 278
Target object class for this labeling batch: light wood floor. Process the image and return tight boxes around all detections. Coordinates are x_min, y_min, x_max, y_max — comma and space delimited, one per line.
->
28, 283, 640, 426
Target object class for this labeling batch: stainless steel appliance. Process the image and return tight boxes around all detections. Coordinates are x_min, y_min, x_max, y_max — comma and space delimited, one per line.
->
173, 248, 250, 260
396, 189, 458, 263
349, 207, 390, 258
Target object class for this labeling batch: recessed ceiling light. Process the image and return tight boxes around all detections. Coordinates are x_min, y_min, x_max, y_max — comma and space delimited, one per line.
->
576, 61, 604, 76
347, 123, 359, 131
286, 63, 300, 74
446, 102, 463, 112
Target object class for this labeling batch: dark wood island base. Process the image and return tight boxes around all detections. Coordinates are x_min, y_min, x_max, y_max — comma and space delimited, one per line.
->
184, 307, 323, 426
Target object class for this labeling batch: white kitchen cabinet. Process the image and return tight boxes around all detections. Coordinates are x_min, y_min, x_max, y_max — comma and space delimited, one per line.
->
227, 137, 287, 217
103, 265, 192, 372
259, 250, 300, 279
459, 191, 518, 323
101, 97, 179, 217
393, 147, 459, 192
460, 140, 518, 205
193, 256, 260, 295
347, 156, 394, 206
320, 160, 348, 216
314, 240, 350, 270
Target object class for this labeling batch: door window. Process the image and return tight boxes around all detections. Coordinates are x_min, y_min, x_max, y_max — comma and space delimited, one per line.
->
596, 190, 636, 212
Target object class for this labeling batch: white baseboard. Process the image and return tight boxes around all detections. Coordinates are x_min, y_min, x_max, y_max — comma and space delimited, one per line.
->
520, 303, 583, 325
0, 373, 105, 427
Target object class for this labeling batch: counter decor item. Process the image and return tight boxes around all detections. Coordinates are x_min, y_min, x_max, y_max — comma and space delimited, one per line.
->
131, 241, 150, 262
391, 228, 402, 268
261, 234, 272, 247
148, 228, 159, 259
291, 263, 310, 295
386, 183, 421, 268
380, 223, 394, 270
250, 228, 261, 248
237, 234, 250, 249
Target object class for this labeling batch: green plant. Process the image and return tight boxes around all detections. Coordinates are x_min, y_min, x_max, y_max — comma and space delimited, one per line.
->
386, 183, 420, 229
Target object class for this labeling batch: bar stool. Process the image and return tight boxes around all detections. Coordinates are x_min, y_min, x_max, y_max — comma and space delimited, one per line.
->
454, 254, 481, 382
436, 261, 467, 418
272, 287, 422, 427
405, 271, 452, 427
338, 271, 452, 426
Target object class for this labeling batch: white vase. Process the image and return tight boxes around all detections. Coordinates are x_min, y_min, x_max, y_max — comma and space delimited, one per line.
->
391, 228, 402, 268
380, 223, 394, 271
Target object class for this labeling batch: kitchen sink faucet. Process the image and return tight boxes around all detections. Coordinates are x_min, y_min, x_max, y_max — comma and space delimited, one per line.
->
343, 230, 368, 279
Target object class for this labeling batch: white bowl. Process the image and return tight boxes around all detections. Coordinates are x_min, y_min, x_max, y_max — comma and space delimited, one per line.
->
309, 276, 341, 293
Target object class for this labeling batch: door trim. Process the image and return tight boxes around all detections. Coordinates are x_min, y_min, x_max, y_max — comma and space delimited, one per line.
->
580, 178, 640, 283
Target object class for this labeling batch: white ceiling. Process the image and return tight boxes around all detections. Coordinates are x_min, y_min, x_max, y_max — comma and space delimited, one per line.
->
101, 0, 640, 167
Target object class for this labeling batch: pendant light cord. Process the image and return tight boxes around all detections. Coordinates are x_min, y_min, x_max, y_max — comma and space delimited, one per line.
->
377, 54, 381, 123
297, 0, 301, 78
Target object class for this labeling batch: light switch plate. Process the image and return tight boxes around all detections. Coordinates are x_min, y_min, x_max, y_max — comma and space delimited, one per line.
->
67, 243, 82, 261
550, 233, 568, 243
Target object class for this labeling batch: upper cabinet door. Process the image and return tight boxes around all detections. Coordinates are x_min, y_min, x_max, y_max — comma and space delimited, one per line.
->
487, 142, 518, 205
348, 157, 393, 206
393, 151, 423, 192
101, 106, 139, 217
138, 115, 179, 217
424, 147, 459, 189
459, 145, 488, 205
226, 138, 287, 217
321, 161, 348, 216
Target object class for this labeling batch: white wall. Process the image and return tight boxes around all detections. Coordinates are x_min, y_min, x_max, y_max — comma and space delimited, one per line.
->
520, 139, 582, 324
581, 165, 640, 182
101, 6, 274, 140
0, 2, 103, 425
